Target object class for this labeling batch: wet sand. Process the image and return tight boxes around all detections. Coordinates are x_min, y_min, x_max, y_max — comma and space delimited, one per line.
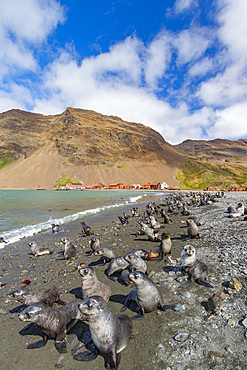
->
1, 191, 247, 369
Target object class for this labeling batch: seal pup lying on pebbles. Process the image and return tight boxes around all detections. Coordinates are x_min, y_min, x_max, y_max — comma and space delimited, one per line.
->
79, 266, 111, 302
8, 285, 65, 306
148, 232, 172, 260
18, 299, 84, 353
124, 254, 147, 274
178, 245, 213, 289
28, 242, 53, 257
105, 255, 129, 281
121, 271, 174, 319
93, 246, 115, 264
73, 296, 133, 369
228, 202, 245, 218
60, 237, 76, 259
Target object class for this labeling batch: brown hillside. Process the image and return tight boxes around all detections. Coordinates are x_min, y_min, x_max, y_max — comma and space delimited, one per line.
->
0, 108, 187, 189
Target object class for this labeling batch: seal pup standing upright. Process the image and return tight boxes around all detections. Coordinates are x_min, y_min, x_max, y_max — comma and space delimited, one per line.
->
81, 221, 92, 236
148, 232, 172, 260
60, 237, 76, 259
28, 241, 53, 257
86, 236, 101, 256
187, 219, 199, 239
79, 266, 111, 302
8, 285, 65, 306
121, 271, 174, 319
18, 299, 84, 353
74, 296, 133, 369
179, 245, 213, 289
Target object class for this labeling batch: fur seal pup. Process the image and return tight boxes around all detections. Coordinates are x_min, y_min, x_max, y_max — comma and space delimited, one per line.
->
140, 223, 160, 242
179, 245, 213, 289
28, 242, 53, 257
8, 285, 65, 306
18, 299, 84, 353
187, 216, 201, 226
124, 254, 147, 274
93, 246, 115, 264
125, 248, 149, 260
51, 223, 62, 233
79, 266, 111, 302
118, 216, 129, 225
149, 216, 164, 230
60, 237, 76, 259
74, 296, 133, 369
187, 219, 199, 239
81, 221, 92, 236
86, 236, 101, 256
148, 232, 172, 260
121, 271, 174, 319
105, 255, 129, 281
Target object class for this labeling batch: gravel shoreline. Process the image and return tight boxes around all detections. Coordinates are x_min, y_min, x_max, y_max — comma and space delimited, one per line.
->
0, 191, 247, 369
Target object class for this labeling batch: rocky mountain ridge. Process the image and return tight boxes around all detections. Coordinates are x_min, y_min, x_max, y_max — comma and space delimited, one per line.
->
0, 108, 187, 188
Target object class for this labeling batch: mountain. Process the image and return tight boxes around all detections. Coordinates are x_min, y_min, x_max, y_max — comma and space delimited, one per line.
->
176, 139, 247, 189
0, 108, 187, 189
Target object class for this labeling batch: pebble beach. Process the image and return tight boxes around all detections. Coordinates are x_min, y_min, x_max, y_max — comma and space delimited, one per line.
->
0, 191, 247, 369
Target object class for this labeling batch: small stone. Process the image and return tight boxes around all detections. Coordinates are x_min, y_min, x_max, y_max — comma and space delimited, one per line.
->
179, 290, 191, 299
228, 277, 242, 291
207, 294, 223, 312
242, 318, 247, 328
174, 332, 189, 342
168, 271, 175, 276
172, 304, 184, 311
227, 319, 236, 327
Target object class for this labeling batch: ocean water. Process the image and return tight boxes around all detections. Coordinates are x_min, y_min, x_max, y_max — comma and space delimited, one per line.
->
0, 189, 151, 246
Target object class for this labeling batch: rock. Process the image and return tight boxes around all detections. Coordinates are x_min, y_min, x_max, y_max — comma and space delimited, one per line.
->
174, 332, 189, 342
172, 304, 184, 311
242, 318, 247, 328
228, 277, 242, 292
207, 294, 223, 312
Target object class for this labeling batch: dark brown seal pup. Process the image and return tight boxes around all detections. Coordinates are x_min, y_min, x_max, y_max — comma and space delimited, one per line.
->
148, 232, 172, 260
81, 221, 92, 236
179, 245, 213, 289
28, 241, 53, 257
86, 236, 101, 256
8, 285, 65, 306
121, 271, 174, 319
18, 299, 84, 353
60, 237, 76, 259
74, 296, 133, 369
79, 266, 111, 302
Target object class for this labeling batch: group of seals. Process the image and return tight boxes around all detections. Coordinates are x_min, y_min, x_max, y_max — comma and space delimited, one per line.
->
9, 192, 218, 369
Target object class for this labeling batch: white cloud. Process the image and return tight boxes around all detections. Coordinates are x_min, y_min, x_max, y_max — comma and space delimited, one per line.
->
0, 0, 65, 79
208, 102, 247, 139
173, 28, 212, 65
174, 0, 198, 14
144, 31, 171, 89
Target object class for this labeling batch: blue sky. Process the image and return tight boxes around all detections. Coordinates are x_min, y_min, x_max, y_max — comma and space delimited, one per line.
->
1, 0, 247, 144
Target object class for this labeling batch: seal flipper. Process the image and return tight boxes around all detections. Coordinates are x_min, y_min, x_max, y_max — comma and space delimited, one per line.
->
159, 303, 175, 311
55, 338, 67, 353
105, 348, 118, 369
27, 338, 47, 349
71, 336, 92, 355
73, 348, 98, 362
131, 306, 145, 320
196, 280, 214, 288
105, 270, 116, 281
121, 295, 131, 313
